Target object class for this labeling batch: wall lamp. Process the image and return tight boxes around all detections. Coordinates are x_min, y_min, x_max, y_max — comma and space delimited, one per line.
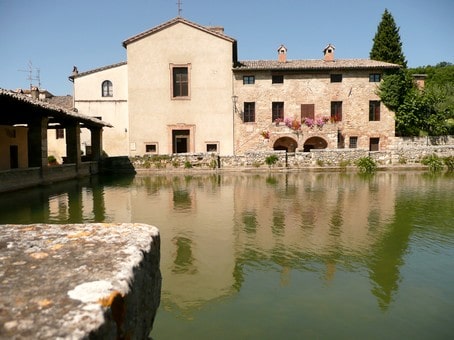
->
231, 95, 240, 114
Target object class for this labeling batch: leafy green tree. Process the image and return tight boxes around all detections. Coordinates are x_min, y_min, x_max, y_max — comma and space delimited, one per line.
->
395, 88, 448, 136
370, 9, 407, 67
378, 60, 454, 136
378, 70, 413, 112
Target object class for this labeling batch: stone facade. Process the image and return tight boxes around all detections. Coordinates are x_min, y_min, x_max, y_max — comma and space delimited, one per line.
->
233, 48, 399, 155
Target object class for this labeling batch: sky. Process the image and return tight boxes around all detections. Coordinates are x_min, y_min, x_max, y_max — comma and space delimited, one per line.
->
0, 0, 453, 95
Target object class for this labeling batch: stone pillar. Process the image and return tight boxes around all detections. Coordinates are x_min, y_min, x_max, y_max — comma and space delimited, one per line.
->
28, 117, 49, 168
66, 123, 81, 165
90, 127, 103, 161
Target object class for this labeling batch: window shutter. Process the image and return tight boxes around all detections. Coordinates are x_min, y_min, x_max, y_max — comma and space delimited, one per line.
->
301, 104, 315, 120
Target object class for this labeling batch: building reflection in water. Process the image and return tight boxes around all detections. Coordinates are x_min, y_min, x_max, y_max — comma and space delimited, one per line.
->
2, 172, 448, 315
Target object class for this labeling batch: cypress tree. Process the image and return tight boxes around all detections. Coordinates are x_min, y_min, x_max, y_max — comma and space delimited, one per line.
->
370, 9, 407, 68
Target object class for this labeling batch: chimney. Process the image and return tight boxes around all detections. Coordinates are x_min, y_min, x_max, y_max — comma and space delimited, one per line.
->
323, 44, 335, 62
278, 45, 287, 63
207, 26, 224, 34
31, 86, 39, 100
412, 74, 427, 90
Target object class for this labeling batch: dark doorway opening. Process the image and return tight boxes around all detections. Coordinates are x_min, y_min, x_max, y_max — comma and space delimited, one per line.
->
173, 130, 190, 153
369, 138, 380, 151
10, 145, 18, 168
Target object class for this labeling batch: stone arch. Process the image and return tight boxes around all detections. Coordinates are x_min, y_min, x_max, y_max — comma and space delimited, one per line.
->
303, 136, 328, 152
273, 137, 298, 152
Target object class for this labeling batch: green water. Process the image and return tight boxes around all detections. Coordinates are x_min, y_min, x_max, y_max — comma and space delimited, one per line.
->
1, 171, 453, 339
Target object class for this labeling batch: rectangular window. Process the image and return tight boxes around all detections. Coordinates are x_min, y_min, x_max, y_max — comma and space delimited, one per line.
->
56, 128, 64, 139
369, 74, 381, 82
272, 75, 284, 84
370, 138, 380, 151
349, 136, 358, 148
369, 101, 381, 121
243, 102, 255, 122
206, 143, 218, 152
331, 101, 343, 121
272, 102, 284, 122
243, 75, 255, 84
145, 143, 157, 153
330, 74, 342, 83
172, 66, 189, 98
301, 104, 315, 120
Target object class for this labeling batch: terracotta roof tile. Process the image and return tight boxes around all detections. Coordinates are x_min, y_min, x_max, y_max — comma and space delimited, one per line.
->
0, 88, 112, 127
234, 59, 401, 71
70, 61, 127, 80
122, 17, 236, 47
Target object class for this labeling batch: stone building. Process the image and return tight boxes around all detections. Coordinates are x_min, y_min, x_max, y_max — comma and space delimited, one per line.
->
232, 44, 400, 153
70, 17, 400, 157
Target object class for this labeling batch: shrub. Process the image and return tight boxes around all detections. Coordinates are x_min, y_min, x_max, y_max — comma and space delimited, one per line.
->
339, 159, 350, 169
48, 155, 57, 165
209, 159, 217, 169
398, 156, 407, 164
443, 156, 454, 172
265, 154, 279, 168
184, 161, 193, 169
356, 156, 377, 174
421, 154, 444, 172
316, 159, 325, 167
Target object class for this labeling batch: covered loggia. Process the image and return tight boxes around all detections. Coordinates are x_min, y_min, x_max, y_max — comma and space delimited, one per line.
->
0, 88, 111, 192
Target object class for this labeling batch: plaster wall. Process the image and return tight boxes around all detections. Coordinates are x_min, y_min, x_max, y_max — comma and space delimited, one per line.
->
126, 22, 234, 156
0, 126, 28, 170
73, 64, 129, 156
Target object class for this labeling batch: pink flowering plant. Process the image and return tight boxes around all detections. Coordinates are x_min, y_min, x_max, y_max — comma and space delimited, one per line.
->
303, 117, 314, 128
303, 116, 330, 129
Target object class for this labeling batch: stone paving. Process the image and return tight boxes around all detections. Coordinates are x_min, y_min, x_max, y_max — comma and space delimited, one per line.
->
0, 223, 161, 339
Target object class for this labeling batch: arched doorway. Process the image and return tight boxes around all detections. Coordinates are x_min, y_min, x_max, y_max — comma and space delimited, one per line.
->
273, 137, 298, 152
303, 137, 327, 152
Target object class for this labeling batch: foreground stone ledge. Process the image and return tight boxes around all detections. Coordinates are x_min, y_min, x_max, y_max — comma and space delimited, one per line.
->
0, 223, 161, 339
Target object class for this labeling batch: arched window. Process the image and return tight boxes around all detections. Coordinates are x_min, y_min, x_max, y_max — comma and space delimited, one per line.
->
101, 80, 113, 97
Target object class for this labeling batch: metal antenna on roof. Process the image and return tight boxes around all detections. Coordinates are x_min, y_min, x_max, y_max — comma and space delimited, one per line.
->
18, 60, 41, 89
177, 0, 183, 17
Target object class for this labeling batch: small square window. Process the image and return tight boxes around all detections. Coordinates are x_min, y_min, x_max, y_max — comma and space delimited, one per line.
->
56, 128, 64, 139
272, 75, 284, 84
206, 143, 218, 152
243, 75, 255, 84
330, 74, 342, 83
349, 136, 358, 148
146, 144, 157, 153
369, 74, 381, 82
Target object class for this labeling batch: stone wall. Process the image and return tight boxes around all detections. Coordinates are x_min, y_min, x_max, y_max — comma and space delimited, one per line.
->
118, 142, 453, 172
0, 162, 100, 193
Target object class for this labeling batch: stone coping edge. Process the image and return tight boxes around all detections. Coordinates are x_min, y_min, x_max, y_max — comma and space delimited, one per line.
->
0, 223, 161, 339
